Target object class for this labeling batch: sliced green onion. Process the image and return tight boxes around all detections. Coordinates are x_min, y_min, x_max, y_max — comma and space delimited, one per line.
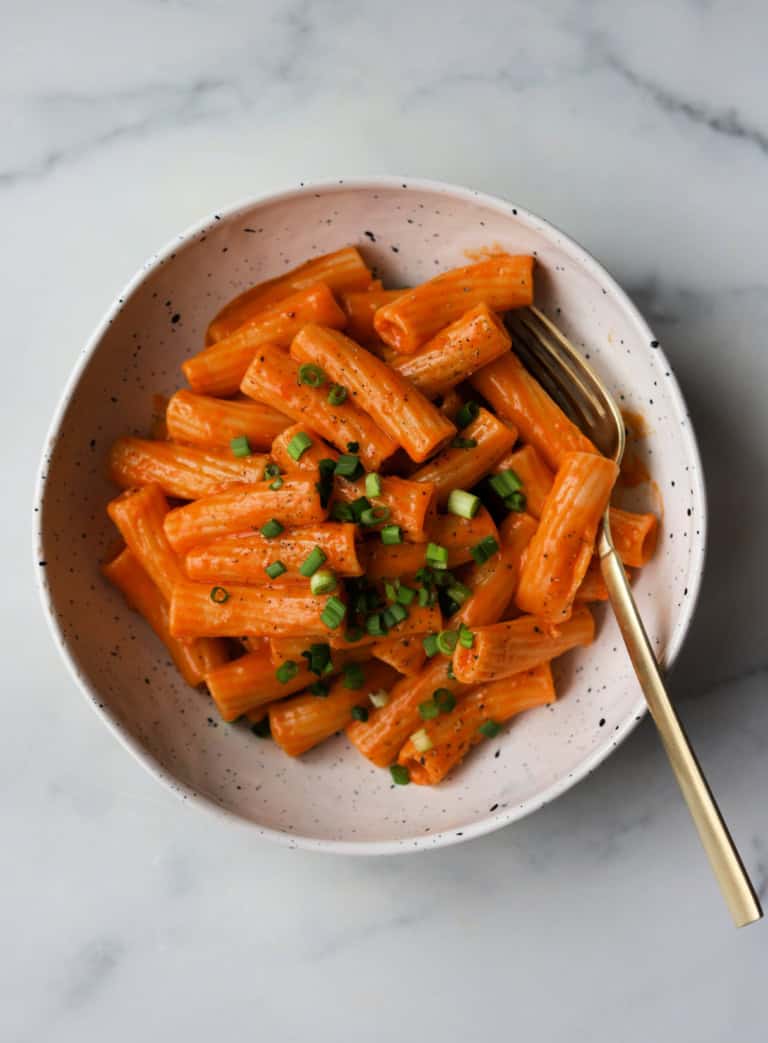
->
446, 489, 481, 519
343, 662, 366, 690
251, 718, 271, 738
434, 688, 456, 713
446, 660, 457, 681
384, 580, 399, 603
458, 624, 475, 649
309, 680, 330, 697
417, 587, 431, 607
275, 660, 299, 683
263, 462, 282, 480
347, 496, 371, 522
436, 629, 458, 655
351, 704, 369, 722
446, 581, 472, 606
264, 560, 287, 579
470, 535, 499, 564
344, 625, 365, 643
334, 454, 363, 480
298, 363, 327, 387
390, 764, 410, 785
299, 546, 327, 577
230, 435, 252, 458
269, 477, 284, 490
287, 431, 313, 460
381, 525, 403, 545
209, 585, 230, 604
360, 505, 391, 527
451, 437, 478, 449
369, 689, 390, 708
260, 518, 284, 539
366, 613, 387, 637
425, 542, 449, 570
301, 642, 332, 676
411, 728, 433, 753
422, 633, 439, 657
396, 584, 416, 606
365, 473, 382, 497
316, 458, 337, 509
320, 595, 346, 629
310, 568, 337, 595
478, 719, 502, 738
330, 502, 354, 522
419, 699, 439, 720
455, 400, 480, 429
327, 383, 347, 405
383, 603, 408, 627
489, 469, 523, 498
347, 441, 360, 453
504, 491, 527, 513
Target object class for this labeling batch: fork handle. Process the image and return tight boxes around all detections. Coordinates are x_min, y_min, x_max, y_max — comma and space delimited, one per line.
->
599, 543, 762, 927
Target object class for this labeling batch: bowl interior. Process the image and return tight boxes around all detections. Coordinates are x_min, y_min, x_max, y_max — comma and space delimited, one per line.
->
37, 180, 705, 851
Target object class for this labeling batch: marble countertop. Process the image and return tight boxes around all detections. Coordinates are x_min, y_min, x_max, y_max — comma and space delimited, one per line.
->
5, 1, 767, 1039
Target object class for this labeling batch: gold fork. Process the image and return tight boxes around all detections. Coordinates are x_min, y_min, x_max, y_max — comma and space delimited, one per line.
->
505, 306, 762, 928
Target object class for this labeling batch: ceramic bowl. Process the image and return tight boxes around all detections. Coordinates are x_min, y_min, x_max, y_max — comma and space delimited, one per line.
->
35, 177, 706, 853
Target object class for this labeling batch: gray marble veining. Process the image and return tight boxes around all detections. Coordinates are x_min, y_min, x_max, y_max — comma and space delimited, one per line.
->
4, 1, 767, 1040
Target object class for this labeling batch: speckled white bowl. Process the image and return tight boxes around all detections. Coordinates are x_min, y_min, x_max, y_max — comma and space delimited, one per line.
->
35, 177, 706, 853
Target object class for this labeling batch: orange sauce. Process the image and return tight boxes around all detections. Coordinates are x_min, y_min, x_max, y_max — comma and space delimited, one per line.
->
618, 409, 650, 488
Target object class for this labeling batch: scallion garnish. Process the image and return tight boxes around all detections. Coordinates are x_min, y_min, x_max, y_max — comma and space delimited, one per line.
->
478, 719, 502, 738
446, 581, 471, 606
269, 477, 284, 490
298, 363, 327, 388
425, 542, 449, 570
309, 680, 330, 697
434, 688, 456, 713
458, 624, 475, 649
419, 699, 439, 720
327, 383, 347, 405
320, 596, 346, 629
301, 642, 332, 676
275, 660, 299, 683
260, 518, 284, 539
347, 496, 371, 522
365, 473, 382, 498
264, 560, 287, 579
344, 625, 365, 643
334, 454, 363, 481
230, 435, 252, 458
360, 505, 390, 526
263, 462, 281, 480
504, 491, 527, 512
209, 585, 230, 604
287, 431, 313, 461
381, 524, 403, 545
316, 458, 337, 508
347, 441, 360, 453
366, 613, 387, 637
436, 629, 458, 655
351, 704, 369, 722
390, 764, 410, 785
446, 489, 481, 519
470, 535, 499, 564
422, 633, 439, 657
310, 569, 337, 594
489, 469, 523, 498
369, 689, 390, 708
455, 400, 480, 429
411, 728, 433, 753
396, 584, 416, 606
330, 502, 354, 522
299, 546, 327, 577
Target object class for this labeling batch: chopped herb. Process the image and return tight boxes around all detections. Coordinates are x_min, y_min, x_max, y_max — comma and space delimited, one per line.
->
479, 719, 502, 738
334, 454, 363, 481
299, 546, 327, 577
310, 569, 337, 594
455, 400, 480, 428
264, 561, 287, 579
381, 524, 403, 545
330, 502, 354, 522
263, 462, 282, 480
301, 642, 332, 676
425, 542, 449, 570
458, 624, 475, 649
351, 704, 369, 722
298, 363, 327, 387
470, 535, 499, 564
446, 581, 471, 606
504, 491, 527, 512
209, 586, 229, 604
343, 662, 366, 690
269, 477, 284, 490
360, 505, 391, 526
446, 489, 481, 519
309, 680, 330, 697
230, 435, 252, 458
276, 660, 299, 683
347, 441, 360, 453
434, 688, 456, 713
369, 689, 390, 708
287, 431, 313, 461
320, 595, 346, 629
489, 469, 523, 498
366, 613, 387, 637
411, 728, 433, 753
419, 699, 439, 720
422, 633, 439, 657
396, 584, 416, 606
260, 518, 284, 539
315, 458, 336, 508
365, 472, 382, 497
344, 625, 365, 643
436, 629, 458, 655
327, 383, 347, 405
390, 764, 410, 785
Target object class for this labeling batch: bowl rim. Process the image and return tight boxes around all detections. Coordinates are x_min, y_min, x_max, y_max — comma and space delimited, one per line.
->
33, 175, 708, 855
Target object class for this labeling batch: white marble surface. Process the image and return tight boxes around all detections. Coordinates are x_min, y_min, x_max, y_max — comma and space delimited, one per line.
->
5, 0, 768, 1038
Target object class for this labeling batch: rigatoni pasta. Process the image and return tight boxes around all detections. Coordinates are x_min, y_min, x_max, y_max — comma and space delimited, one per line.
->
101, 243, 659, 787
